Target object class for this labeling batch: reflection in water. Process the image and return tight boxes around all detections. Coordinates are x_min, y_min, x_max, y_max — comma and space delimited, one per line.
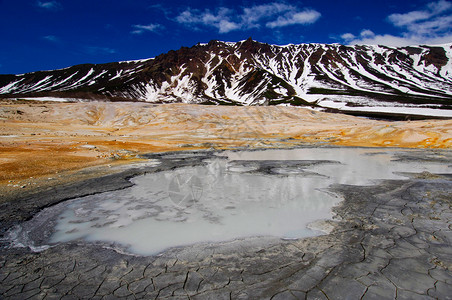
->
17, 148, 452, 255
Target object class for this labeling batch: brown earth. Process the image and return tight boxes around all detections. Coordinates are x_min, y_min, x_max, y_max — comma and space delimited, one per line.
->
0, 100, 451, 199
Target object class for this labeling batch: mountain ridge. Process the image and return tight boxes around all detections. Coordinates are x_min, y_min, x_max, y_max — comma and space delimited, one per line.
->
1, 38, 451, 117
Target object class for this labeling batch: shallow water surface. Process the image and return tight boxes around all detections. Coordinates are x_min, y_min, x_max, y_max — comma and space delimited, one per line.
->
11, 148, 452, 255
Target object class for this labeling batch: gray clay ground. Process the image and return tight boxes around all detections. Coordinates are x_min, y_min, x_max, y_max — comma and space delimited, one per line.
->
1, 149, 451, 299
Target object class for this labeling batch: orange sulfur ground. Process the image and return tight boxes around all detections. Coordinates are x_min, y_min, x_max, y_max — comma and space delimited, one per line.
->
0, 101, 451, 198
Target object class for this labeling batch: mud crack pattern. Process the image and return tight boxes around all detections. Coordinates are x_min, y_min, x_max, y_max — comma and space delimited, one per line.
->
1, 177, 451, 299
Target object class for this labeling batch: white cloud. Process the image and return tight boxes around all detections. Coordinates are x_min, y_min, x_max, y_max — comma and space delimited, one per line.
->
131, 24, 163, 35
266, 10, 321, 28
387, 0, 451, 27
428, 0, 452, 14
175, 7, 239, 33
352, 35, 420, 47
387, 11, 431, 27
241, 3, 294, 28
37, 1, 61, 11
175, 3, 321, 34
218, 20, 241, 34
341, 33, 356, 41
341, 30, 375, 43
405, 14, 452, 36
360, 29, 375, 38
175, 10, 197, 24
341, 0, 452, 46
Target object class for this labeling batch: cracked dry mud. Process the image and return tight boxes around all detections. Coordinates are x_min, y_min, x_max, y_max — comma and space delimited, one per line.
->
1, 154, 452, 299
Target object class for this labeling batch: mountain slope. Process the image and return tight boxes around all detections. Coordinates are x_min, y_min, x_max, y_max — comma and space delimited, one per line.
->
1, 38, 451, 117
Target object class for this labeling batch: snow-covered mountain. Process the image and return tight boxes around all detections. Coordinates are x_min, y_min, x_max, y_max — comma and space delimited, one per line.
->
1, 38, 451, 117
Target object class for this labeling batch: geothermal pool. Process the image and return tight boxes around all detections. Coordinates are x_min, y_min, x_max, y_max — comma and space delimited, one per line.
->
9, 148, 451, 255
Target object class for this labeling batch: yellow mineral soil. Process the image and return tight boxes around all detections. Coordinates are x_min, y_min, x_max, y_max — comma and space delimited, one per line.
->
0, 100, 451, 194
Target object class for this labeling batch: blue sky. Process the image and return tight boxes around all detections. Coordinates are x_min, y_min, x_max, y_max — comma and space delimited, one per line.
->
1, 0, 451, 74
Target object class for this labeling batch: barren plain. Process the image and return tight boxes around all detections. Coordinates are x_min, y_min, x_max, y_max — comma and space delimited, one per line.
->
1, 100, 452, 299
1, 101, 451, 194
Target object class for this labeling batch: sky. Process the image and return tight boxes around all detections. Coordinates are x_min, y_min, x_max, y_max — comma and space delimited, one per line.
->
1, 0, 451, 74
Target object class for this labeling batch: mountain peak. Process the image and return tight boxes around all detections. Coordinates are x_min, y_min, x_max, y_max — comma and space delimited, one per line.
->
0, 40, 451, 118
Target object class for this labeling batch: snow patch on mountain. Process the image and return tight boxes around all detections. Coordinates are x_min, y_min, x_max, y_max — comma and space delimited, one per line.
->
1, 40, 451, 117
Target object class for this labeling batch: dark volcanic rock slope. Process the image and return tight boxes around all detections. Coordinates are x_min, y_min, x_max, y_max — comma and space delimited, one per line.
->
1, 39, 452, 113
